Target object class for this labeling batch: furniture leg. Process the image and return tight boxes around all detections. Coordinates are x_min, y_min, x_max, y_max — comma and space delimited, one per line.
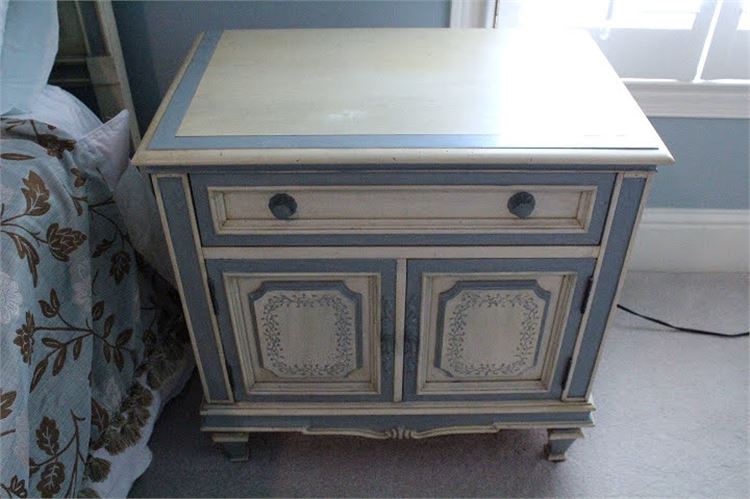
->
545, 428, 584, 462
212, 432, 250, 462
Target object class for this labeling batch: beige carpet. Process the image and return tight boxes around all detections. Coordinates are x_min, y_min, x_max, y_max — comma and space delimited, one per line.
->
130, 272, 749, 498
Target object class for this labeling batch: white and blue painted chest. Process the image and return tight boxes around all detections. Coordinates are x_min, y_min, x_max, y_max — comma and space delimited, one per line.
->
133, 29, 673, 461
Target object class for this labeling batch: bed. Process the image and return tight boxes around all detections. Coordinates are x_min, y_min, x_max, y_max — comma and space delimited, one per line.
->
0, 2, 191, 497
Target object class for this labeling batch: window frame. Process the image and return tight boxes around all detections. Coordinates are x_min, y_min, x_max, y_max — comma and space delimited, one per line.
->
449, 0, 750, 118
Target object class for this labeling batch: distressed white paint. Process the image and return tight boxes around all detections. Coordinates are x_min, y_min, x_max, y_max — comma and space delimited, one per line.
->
178, 29, 662, 149
416, 271, 576, 395
133, 30, 673, 167
224, 272, 381, 396
207, 184, 596, 235
135, 146, 672, 167
200, 398, 597, 416
580, 172, 654, 401
152, 174, 234, 404
138, 29, 672, 459
562, 174, 623, 400
202, 246, 599, 260
437, 288, 546, 375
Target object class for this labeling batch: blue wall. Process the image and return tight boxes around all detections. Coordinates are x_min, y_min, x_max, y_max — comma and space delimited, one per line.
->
649, 118, 749, 209
112, 0, 451, 132
113, 1, 748, 210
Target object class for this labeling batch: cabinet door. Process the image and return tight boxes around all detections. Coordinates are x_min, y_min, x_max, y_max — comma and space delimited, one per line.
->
206, 259, 396, 402
403, 259, 595, 401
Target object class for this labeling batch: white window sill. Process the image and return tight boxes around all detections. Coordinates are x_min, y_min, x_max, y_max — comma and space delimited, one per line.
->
625, 80, 750, 119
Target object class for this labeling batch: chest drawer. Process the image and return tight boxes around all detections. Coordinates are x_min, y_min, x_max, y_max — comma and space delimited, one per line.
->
190, 172, 615, 246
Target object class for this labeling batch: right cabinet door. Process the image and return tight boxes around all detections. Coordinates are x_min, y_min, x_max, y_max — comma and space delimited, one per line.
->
403, 258, 595, 401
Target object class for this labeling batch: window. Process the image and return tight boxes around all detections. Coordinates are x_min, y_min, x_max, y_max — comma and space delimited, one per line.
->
494, 0, 748, 82
446, 0, 750, 117
738, 0, 750, 30
701, 0, 749, 80
505, 0, 703, 31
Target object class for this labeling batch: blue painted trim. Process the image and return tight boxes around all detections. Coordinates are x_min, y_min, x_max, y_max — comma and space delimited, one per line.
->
202, 411, 594, 431
150, 31, 222, 151
246, 280, 364, 372
146, 30, 657, 152
190, 171, 615, 247
567, 177, 646, 398
205, 259, 396, 402
157, 176, 231, 402
434, 280, 551, 376
404, 258, 595, 402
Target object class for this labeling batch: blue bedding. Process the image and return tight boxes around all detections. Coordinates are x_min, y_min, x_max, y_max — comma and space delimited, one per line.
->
0, 118, 190, 497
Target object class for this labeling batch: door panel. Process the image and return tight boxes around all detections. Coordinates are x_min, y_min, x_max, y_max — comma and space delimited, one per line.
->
206, 259, 396, 402
404, 259, 595, 401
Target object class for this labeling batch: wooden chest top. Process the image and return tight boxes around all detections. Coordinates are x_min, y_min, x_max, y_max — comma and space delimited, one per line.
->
134, 29, 672, 167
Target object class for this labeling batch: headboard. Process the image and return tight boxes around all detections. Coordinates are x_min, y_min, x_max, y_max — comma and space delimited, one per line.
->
51, 0, 140, 148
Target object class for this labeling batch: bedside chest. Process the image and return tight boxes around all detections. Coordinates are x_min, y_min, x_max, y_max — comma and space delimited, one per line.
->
133, 28, 673, 462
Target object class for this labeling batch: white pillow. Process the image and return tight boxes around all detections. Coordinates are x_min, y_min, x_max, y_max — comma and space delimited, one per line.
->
74, 110, 131, 191
0, 0, 59, 114
19, 85, 103, 140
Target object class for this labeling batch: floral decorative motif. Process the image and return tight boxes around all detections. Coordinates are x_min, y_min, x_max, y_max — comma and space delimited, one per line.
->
0, 170, 90, 287
0, 390, 17, 422
21, 171, 51, 216
382, 426, 418, 439
46, 224, 87, 262
109, 252, 131, 284
30, 121, 76, 159
27, 411, 86, 497
257, 290, 357, 378
13, 311, 36, 364
444, 289, 543, 377
1, 116, 190, 497
0, 475, 27, 497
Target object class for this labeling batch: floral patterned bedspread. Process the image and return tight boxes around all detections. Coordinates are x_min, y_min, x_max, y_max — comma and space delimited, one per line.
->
0, 118, 189, 497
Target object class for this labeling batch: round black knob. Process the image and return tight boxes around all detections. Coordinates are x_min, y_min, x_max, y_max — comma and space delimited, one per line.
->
268, 193, 297, 220
507, 191, 535, 219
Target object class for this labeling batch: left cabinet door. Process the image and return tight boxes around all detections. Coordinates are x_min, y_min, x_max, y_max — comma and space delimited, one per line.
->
205, 259, 397, 402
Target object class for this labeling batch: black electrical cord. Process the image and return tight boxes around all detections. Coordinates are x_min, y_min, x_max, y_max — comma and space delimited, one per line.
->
617, 304, 750, 338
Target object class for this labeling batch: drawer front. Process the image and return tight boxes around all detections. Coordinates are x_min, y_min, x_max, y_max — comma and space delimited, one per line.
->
403, 258, 595, 401
206, 259, 396, 402
191, 172, 615, 246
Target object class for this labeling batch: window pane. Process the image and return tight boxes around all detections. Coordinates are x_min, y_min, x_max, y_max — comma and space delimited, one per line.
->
610, 0, 703, 30
701, 0, 750, 79
514, 0, 609, 28
738, 0, 750, 30
507, 0, 703, 29
495, 0, 716, 80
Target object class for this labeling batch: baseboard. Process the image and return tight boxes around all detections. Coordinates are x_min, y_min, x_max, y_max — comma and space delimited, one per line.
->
630, 208, 749, 272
